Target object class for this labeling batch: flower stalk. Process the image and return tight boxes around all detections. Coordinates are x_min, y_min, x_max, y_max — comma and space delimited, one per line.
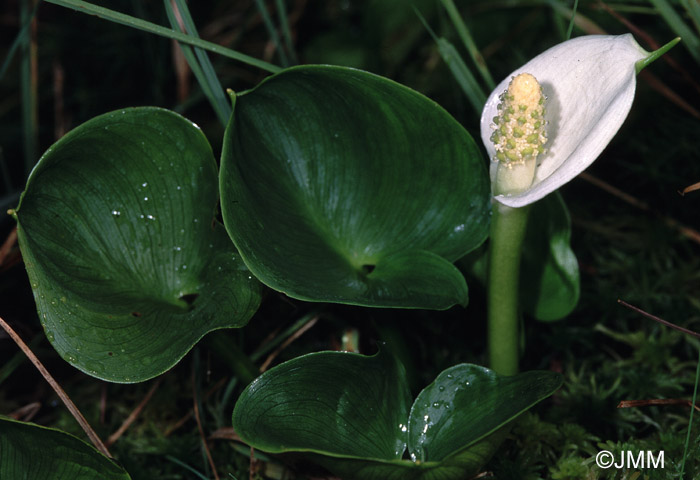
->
487, 201, 530, 376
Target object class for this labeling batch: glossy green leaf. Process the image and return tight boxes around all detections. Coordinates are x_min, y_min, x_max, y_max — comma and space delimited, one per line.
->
220, 65, 490, 309
520, 192, 580, 321
304, 427, 510, 480
233, 351, 562, 480
407, 364, 562, 462
14, 108, 261, 383
232, 350, 412, 460
0, 416, 131, 480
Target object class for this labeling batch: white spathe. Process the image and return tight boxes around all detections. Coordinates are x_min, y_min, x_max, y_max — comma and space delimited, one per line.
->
481, 34, 647, 208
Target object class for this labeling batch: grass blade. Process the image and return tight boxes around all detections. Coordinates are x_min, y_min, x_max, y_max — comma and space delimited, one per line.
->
680, 348, 700, 479
275, 0, 297, 64
171, 0, 231, 120
1, 1, 39, 190
439, 0, 495, 90
175, 0, 230, 117
546, 0, 606, 35
253, 0, 289, 67
164, 3, 216, 106
565, 0, 579, 40
649, 0, 700, 63
0, 0, 39, 81
438, 39, 487, 114
165, 0, 231, 125
416, 9, 486, 113
165, 455, 210, 480
250, 312, 320, 362
44, 0, 281, 74
20, 0, 39, 178
681, 0, 700, 36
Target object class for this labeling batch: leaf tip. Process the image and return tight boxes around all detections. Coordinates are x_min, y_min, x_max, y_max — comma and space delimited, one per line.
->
226, 88, 237, 108
635, 37, 681, 74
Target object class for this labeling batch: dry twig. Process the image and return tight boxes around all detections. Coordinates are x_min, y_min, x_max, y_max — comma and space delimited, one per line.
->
192, 370, 220, 480
681, 181, 700, 195
209, 426, 242, 442
106, 377, 163, 447
9, 402, 41, 422
164, 376, 226, 437
260, 315, 318, 372
0, 226, 17, 266
0, 315, 111, 457
597, 0, 700, 98
618, 299, 700, 339
618, 398, 700, 411
578, 172, 700, 245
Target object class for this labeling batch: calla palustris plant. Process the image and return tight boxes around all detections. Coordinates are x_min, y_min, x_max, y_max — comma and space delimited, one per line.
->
8, 25, 679, 479
481, 34, 680, 375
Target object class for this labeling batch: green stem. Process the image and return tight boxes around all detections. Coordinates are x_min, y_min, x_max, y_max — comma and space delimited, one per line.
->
487, 201, 530, 376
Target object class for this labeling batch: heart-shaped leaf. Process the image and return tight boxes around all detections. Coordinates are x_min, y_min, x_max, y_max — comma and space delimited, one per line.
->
14, 108, 261, 383
233, 349, 411, 459
0, 416, 131, 479
220, 65, 490, 309
232, 351, 562, 479
520, 192, 580, 321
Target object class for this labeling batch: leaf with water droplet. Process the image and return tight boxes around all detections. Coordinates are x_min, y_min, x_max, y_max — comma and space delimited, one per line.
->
406, 364, 562, 466
14, 107, 262, 383
233, 351, 561, 480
